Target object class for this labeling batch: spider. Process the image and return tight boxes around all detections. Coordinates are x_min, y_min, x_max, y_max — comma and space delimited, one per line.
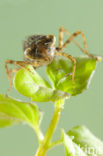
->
5, 26, 96, 95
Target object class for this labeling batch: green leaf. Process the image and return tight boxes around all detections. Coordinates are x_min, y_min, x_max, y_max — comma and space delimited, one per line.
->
0, 94, 40, 130
14, 57, 99, 101
68, 125, 103, 155
62, 130, 86, 156
31, 87, 70, 102
47, 57, 97, 96
14, 65, 70, 102
14, 65, 51, 96
0, 114, 19, 127
0, 119, 15, 127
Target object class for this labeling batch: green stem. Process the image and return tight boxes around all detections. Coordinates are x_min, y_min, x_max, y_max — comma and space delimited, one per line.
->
48, 140, 63, 149
36, 99, 64, 156
35, 127, 44, 144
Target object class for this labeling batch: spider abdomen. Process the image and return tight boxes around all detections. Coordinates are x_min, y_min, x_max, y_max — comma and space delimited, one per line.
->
23, 34, 56, 63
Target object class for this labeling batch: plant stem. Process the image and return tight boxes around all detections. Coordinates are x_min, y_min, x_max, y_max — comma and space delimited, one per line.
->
36, 99, 64, 156
35, 127, 44, 144
48, 140, 63, 149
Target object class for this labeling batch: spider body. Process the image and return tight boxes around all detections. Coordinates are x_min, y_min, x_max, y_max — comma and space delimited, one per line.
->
23, 35, 56, 66
5, 26, 96, 95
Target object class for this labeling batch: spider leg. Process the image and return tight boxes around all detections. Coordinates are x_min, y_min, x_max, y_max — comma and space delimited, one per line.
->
5, 59, 41, 96
55, 52, 76, 84
58, 26, 95, 59
6, 68, 20, 95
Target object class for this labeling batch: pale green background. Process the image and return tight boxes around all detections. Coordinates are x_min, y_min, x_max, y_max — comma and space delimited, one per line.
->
0, 0, 103, 155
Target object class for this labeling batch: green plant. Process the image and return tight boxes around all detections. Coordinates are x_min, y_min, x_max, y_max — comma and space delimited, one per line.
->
0, 56, 103, 156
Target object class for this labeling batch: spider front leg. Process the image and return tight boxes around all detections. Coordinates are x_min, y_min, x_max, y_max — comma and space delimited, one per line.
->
5, 60, 28, 95
5, 60, 40, 96
55, 51, 76, 84
58, 26, 96, 59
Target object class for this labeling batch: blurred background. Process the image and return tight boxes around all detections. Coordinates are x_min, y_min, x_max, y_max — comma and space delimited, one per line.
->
0, 0, 103, 155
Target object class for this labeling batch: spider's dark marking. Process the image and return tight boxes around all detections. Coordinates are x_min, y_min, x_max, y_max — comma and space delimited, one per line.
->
23, 35, 56, 63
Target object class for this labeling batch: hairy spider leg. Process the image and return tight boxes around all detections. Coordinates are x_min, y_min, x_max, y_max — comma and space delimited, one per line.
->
58, 26, 95, 58
55, 51, 76, 83
56, 26, 97, 90
5, 59, 43, 96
